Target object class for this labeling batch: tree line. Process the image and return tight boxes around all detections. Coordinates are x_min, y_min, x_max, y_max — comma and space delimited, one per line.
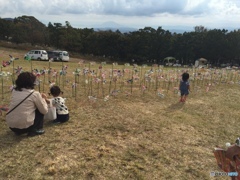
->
0, 15, 240, 66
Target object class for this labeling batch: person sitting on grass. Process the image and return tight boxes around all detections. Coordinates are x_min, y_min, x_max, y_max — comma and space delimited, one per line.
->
179, 72, 190, 102
6, 72, 48, 136
44, 85, 69, 124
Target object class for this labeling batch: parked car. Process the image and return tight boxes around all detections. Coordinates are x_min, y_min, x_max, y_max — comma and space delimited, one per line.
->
24, 50, 48, 61
46, 50, 69, 62
53, 50, 69, 62
47, 51, 60, 61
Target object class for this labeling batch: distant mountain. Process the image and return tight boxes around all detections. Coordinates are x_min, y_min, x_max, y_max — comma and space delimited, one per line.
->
162, 26, 193, 33
163, 25, 239, 33
225, 27, 240, 32
93, 22, 196, 33
97, 21, 124, 28
93, 21, 137, 33
94, 27, 138, 33
2, 18, 14, 21
167, 28, 192, 34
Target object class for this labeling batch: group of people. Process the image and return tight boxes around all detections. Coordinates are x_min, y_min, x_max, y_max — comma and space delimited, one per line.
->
5, 72, 69, 136
5, 71, 189, 137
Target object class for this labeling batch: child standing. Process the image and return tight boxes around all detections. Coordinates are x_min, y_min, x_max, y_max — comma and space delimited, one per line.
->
48, 85, 69, 123
179, 72, 190, 102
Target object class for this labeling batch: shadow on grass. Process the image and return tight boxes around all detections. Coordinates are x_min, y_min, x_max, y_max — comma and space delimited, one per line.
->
43, 119, 70, 128
166, 102, 184, 112
0, 130, 26, 149
0, 118, 68, 149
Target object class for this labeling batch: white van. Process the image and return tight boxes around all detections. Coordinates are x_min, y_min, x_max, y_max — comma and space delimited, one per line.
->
53, 50, 69, 62
24, 50, 48, 61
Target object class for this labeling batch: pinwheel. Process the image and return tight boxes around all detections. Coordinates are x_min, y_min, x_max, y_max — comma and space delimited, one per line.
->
0, 105, 9, 116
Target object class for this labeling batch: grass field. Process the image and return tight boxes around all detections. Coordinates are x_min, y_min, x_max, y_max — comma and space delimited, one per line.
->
0, 47, 239, 179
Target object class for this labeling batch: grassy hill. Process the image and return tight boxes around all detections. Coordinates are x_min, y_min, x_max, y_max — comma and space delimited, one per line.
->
0, 47, 239, 179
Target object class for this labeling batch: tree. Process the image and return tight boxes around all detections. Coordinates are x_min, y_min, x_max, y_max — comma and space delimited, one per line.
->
0, 18, 13, 40
226, 30, 240, 65
204, 29, 228, 65
194, 25, 207, 33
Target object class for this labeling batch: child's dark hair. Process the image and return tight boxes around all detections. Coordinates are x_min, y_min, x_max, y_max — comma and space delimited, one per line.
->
50, 85, 63, 97
182, 72, 189, 82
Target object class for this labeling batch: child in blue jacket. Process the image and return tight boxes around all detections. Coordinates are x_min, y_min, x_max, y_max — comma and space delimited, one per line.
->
179, 72, 190, 102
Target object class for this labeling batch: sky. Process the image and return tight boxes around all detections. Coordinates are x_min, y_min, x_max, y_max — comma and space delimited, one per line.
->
0, 0, 240, 31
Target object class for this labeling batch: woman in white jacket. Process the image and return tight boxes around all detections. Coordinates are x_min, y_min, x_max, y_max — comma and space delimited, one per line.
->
6, 72, 48, 136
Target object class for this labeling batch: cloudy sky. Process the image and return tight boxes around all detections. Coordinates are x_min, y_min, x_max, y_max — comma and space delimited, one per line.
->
0, 0, 240, 30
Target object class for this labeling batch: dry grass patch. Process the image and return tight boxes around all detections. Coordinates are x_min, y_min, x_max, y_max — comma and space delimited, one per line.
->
1, 85, 239, 179
1, 47, 240, 179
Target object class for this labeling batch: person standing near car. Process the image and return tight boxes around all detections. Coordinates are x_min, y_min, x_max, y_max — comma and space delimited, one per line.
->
6, 72, 48, 136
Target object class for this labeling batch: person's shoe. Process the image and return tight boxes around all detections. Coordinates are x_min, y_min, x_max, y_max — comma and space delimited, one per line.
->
35, 129, 45, 134
52, 120, 61, 124
28, 129, 45, 136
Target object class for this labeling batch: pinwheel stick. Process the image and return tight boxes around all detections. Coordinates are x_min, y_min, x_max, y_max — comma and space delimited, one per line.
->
43, 73, 45, 92
131, 68, 134, 94
75, 75, 77, 100
1, 67, 3, 99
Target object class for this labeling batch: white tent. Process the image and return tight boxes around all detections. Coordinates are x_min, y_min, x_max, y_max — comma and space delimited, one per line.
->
163, 57, 176, 66
195, 58, 208, 67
